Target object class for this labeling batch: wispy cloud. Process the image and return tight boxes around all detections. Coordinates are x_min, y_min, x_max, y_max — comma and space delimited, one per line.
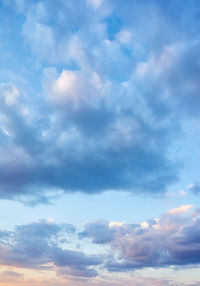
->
168, 205, 193, 215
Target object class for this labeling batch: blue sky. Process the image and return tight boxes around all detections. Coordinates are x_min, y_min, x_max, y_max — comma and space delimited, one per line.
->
0, 0, 200, 285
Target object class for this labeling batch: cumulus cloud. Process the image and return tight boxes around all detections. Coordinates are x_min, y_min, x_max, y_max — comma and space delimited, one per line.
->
1, 209, 200, 282
79, 220, 115, 244
0, 67, 178, 202
0, 220, 102, 278
81, 208, 200, 271
0, 0, 200, 203
0, 70, 177, 203
0, 1, 200, 285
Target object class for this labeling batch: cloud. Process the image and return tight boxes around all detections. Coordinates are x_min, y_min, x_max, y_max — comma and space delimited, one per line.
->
87, 0, 103, 9
14, 0, 108, 65
188, 183, 200, 195
0, 270, 24, 285
0, 220, 102, 278
1, 0, 200, 203
79, 220, 115, 244
0, 82, 19, 105
0, 271, 175, 286
168, 205, 193, 215
81, 207, 200, 271
0, 71, 179, 202
116, 29, 132, 44
0, 270, 23, 278
0, 211, 200, 283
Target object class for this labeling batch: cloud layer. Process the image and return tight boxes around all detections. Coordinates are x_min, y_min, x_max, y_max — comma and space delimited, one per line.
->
0, 207, 200, 284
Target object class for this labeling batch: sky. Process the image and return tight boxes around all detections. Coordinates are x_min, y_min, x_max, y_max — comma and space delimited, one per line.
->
0, 0, 200, 285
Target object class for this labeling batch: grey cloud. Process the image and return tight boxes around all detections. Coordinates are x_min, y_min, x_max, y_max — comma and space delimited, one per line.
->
0, 75, 179, 202
1, 213, 200, 278
0, 270, 24, 284
57, 265, 98, 278
79, 221, 115, 244
188, 183, 200, 195
1, 270, 23, 278
0, 220, 102, 278
81, 211, 200, 271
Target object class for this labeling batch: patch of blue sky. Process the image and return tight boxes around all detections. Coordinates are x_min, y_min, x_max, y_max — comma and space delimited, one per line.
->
105, 14, 122, 41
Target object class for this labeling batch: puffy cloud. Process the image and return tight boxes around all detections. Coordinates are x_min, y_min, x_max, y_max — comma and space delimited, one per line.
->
0, 1, 200, 285
10, 0, 108, 65
0, 0, 200, 202
79, 221, 115, 244
81, 208, 200, 271
44, 68, 108, 108
0, 220, 102, 278
0, 71, 179, 202
0, 211, 200, 283
116, 30, 132, 45
0, 83, 19, 105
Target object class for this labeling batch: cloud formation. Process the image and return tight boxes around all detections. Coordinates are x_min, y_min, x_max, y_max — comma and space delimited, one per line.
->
0, 220, 102, 278
81, 208, 200, 271
1, 1, 200, 285
4, 0, 200, 202
1, 208, 200, 283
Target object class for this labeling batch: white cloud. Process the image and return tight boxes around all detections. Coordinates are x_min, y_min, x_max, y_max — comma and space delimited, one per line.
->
179, 190, 186, 196
140, 221, 149, 228
87, 0, 103, 9
0, 83, 19, 105
116, 30, 132, 45
45, 69, 108, 109
168, 204, 193, 215
109, 221, 126, 228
